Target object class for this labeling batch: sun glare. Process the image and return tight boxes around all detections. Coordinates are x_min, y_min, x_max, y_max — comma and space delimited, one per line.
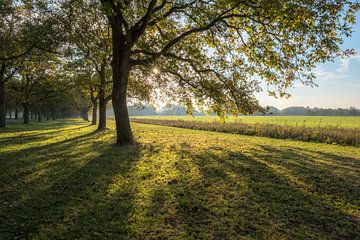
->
152, 67, 159, 74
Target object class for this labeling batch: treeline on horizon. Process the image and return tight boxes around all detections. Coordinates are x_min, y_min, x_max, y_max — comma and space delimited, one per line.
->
6, 105, 360, 121
127, 105, 360, 117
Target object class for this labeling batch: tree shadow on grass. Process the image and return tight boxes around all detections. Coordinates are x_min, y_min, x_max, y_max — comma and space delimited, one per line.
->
0, 119, 87, 133
255, 145, 360, 207
0, 125, 90, 145
0, 128, 141, 239
2, 124, 360, 239
142, 144, 360, 239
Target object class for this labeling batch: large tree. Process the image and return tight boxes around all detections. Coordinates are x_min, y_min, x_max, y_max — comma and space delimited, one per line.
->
95, 0, 359, 145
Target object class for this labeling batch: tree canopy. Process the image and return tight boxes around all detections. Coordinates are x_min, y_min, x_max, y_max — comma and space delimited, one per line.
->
96, 0, 359, 144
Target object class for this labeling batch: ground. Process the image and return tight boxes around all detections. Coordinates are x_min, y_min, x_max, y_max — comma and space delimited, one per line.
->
1, 119, 359, 239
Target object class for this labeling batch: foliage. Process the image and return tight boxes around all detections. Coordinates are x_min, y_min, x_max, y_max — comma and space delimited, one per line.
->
99, 0, 359, 116
0, 119, 359, 239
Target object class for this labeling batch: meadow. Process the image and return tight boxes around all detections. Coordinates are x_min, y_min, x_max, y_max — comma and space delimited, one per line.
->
131, 116, 360, 147
1, 119, 359, 239
132, 115, 360, 128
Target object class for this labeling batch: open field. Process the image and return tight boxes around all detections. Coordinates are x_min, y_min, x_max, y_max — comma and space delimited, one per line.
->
131, 117, 360, 146
132, 115, 360, 128
1, 119, 360, 239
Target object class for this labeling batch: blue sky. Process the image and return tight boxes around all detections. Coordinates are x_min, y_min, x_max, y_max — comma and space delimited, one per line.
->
257, 13, 360, 109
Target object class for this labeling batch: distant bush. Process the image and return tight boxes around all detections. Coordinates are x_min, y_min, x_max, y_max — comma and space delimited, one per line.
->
130, 118, 360, 147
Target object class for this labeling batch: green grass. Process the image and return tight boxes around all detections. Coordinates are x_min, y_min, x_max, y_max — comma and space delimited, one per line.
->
130, 118, 360, 146
133, 115, 360, 128
1, 119, 360, 239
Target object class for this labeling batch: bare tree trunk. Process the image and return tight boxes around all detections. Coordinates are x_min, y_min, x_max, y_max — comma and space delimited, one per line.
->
91, 100, 97, 125
98, 65, 108, 130
111, 25, 133, 144
8, 109, 12, 119
14, 107, 18, 120
0, 81, 5, 127
98, 98, 107, 130
23, 103, 30, 124
37, 111, 42, 122
51, 110, 55, 120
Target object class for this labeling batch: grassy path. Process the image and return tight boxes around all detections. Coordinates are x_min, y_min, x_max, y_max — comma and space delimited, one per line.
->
1, 119, 359, 239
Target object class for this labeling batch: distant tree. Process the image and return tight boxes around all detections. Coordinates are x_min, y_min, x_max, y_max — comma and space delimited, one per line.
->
281, 106, 307, 116
66, 58, 99, 124
9, 53, 68, 124
128, 104, 156, 116
0, 0, 66, 127
95, 0, 359, 144
265, 106, 360, 116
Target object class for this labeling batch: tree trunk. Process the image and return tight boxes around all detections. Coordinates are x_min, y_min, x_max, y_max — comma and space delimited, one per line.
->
80, 108, 89, 122
37, 111, 42, 122
98, 65, 108, 130
8, 110, 12, 119
91, 100, 97, 125
14, 107, 18, 120
23, 103, 30, 124
0, 81, 5, 127
98, 98, 107, 130
52, 110, 55, 120
46, 115, 49, 121
111, 25, 133, 144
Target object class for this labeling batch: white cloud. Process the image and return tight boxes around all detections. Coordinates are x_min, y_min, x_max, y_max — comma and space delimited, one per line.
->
315, 54, 360, 82
337, 58, 350, 74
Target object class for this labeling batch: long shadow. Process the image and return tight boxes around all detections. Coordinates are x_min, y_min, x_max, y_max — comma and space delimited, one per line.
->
0, 125, 90, 145
2, 123, 360, 239
0, 119, 87, 133
256, 145, 360, 207
0, 129, 103, 187
143, 145, 360, 239
289, 146, 360, 169
0, 129, 141, 239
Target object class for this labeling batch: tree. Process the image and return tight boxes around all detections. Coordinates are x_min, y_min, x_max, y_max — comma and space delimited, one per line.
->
0, 1, 33, 126
0, 0, 66, 127
10, 53, 68, 124
63, 0, 113, 130
94, 0, 359, 144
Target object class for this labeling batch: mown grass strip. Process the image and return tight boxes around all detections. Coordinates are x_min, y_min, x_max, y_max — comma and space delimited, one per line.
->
131, 118, 360, 146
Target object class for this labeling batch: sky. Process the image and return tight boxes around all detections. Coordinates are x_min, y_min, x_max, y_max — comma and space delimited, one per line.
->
256, 13, 360, 109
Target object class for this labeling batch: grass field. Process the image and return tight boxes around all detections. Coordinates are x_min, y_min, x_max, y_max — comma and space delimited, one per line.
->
1, 119, 360, 239
132, 115, 360, 128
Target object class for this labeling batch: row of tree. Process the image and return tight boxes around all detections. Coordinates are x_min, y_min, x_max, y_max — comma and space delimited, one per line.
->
1, 0, 359, 145
126, 105, 360, 117
266, 106, 360, 116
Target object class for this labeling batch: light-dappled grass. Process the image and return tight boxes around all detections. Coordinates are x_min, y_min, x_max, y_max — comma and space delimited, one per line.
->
132, 115, 360, 128
1, 119, 360, 239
